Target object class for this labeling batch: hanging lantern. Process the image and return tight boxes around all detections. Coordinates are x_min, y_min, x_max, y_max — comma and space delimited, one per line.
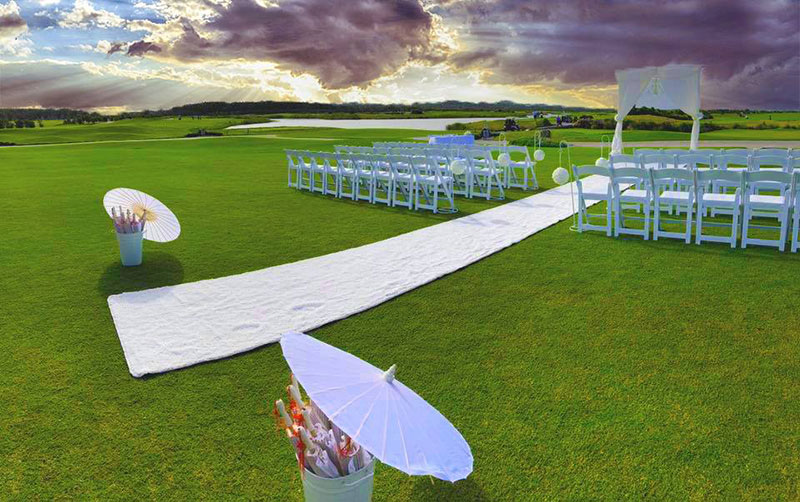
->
552, 167, 569, 185
533, 149, 545, 161
450, 159, 467, 176
497, 153, 510, 167
595, 157, 609, 168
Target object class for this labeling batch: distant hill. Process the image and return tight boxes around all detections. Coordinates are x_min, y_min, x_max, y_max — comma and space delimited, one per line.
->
1, 101, 611, 121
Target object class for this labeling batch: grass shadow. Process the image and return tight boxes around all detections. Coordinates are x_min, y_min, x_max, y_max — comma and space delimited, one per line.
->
98, 251, 185, 298
408, 476, 488, 502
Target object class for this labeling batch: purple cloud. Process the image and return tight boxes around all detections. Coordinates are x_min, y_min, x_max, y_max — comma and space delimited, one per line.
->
0, 1, 26, 39
445, 0, 800, 108
126, 40, 161, 57
131, 0, 445, 88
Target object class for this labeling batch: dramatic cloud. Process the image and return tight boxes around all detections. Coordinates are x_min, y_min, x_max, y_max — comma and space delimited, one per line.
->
59, 0, 126, 29
124, 0, 450, 88
2, 0, 798, 109
125, 40, 161, 56
443, 0, 800, 108
0, 1, 26, 39
0, 1, 33, 56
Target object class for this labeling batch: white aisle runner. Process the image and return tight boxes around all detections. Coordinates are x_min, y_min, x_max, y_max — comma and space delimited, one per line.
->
109, 176, 608, 377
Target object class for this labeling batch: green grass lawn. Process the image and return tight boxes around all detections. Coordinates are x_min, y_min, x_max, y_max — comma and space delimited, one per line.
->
1, 131, 799, 500
0, 117, 268, 145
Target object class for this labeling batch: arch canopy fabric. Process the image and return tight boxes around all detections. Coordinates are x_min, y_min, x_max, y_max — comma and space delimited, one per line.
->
611, 64, 702, 153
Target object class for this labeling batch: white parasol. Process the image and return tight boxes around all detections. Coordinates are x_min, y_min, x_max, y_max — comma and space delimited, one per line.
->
103, 188, 181, 243
280, 332, 473, 482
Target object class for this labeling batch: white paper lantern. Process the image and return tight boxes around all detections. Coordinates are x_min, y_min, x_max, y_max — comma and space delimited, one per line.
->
497, 153, 510, 167
450, 159, 467, 176
595, 157, 609, 167
533, 149, 545, 162
552, 167, 569, 185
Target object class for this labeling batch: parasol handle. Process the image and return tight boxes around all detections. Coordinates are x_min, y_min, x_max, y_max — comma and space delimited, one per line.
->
299, 426, 316, 452
275, 399, 293, 428
383, 364, 397, 383
289, 384, 306, 408
301, 408, 315, 432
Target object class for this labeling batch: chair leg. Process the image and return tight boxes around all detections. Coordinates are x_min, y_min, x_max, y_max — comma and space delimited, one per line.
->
779, 209, 788, 252
793, 208, 800, 252
741, 205, 750, 248
685, 201, 693, 244
653, 201, 661, 240
695, 201, 703, 245
644, 201, 650, 240
606, 201, 612, 237
731, 203, 740, 248
613, 200, 621, 237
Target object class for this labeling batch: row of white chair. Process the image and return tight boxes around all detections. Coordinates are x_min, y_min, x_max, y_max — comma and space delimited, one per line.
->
369, 142, 540, 191
286, 149, 459, 213
334, 146, 507, 200
573, 164, 800, 252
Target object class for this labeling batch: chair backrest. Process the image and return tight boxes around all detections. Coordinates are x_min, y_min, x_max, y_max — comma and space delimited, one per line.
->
641, 153, 678, 169
662, 148, 689, 156
753, 148, 790, 159
696, 168, 743, 189
745, 170, 792, 185
609, 166, 648, 195
410, 154, 434, 179
715, 153, 749, 170
677, 152, 714, 169
506, 145, 532, 161
752, 155, 789, 171
572, 164, 610, 178
724, 148, 750, 156
388, 154, 413, 176
609, 154, 636, 167
651, 167, 695, 184
466, 149, 495, 169
634, 148, 661, 157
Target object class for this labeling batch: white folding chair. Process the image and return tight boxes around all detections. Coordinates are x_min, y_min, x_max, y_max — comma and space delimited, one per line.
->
504, 146, 538, 190
791, 171, 800, 253
285, 150, 301, 188
641, 153, 679, 213
710, 153, 749, 216
467, 149, 505, 200
676, 152, 713, 214
317, 152, 340, 197
572, 165, 612, 236
334, 152, 358, 200
388, 154, 415, 209
413, 155, 456, 213
741, 170, 792, 251
610, 165, 651, 239
349, 153, 375, 203
370, 154, 393, 206
295, 150, 315, 191
695, 170, 743, 248
650, 168, 695, 243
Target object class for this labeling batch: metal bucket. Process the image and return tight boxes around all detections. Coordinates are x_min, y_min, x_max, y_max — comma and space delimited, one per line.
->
302, 459, 374, 502
116, 230, 143, 266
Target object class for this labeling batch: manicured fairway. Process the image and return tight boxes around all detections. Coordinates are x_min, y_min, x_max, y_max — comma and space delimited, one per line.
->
1, 132, 798, 500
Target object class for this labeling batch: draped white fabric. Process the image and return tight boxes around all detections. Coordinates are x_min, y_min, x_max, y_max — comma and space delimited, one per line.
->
611, 64, 702, 153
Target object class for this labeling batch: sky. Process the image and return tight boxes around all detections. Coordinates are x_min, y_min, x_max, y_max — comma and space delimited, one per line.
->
0, 0, 798, 112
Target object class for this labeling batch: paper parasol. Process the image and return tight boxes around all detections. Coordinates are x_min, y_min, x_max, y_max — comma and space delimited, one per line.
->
103, 188, 181, 242
280, 332, 473, 482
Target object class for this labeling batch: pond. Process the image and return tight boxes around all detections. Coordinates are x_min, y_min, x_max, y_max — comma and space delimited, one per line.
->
226, 117, 504, 130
